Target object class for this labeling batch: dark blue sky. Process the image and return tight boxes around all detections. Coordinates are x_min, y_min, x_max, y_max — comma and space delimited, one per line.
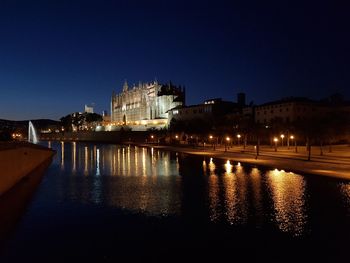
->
0, 0, 349, 120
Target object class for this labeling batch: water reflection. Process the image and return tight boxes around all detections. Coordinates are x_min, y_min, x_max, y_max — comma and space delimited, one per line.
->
207, 159, 249, 224
224, 160, 232, 174
51, 142, 313, 236
202, 159, 207, 173
96, 148, 100, 176
52, 142, 182, 216
340, 183, 350, 215
208, 158, 216, 175
204, 158, 308, 234
250, 168, 263, 227
223, 163, 239, 224
223, 160, 249, 225
60, 141, 64, 170
84, 146, 88, 175
207, 158, 220, 222
72, 142, 76, 173
267, 169, 307, 236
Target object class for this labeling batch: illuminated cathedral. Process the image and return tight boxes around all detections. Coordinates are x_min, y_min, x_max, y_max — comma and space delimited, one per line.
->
109, 80, 185, 130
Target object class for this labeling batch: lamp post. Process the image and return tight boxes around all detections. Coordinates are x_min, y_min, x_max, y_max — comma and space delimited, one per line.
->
237, 134, 241, 146
225, 137, 230, 152
280, 134, 285, 147
209, 135, 215, 150
290, 135, 297, 153
274, 137, 278, 152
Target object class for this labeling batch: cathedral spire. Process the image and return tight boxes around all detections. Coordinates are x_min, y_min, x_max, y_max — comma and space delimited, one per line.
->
123, 80, 128, 92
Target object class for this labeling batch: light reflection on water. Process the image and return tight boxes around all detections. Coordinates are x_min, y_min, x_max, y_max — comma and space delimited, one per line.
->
72, 142, 76, 173
60, 141, 64, 170
250, 168, 263, 227
49, 141, 350, 237
340, 183, 350, 215
223, 160, 249, 225
208, 172, 220, 222
55, 141, 182, 215
266, 169, 307, 236
204, 158, 308, 236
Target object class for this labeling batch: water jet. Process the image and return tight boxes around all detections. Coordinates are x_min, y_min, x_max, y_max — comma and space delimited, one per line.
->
28, 121, 38, 144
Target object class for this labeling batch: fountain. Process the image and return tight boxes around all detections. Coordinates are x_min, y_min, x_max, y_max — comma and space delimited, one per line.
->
28, 121, 38, 144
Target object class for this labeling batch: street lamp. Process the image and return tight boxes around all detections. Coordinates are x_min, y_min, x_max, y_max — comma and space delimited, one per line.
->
290, 135, 297, 153
280, 134, 285, 147
225, 137, 230, 152
274, 137, 278, 152
237, 134, 241, 146
209, 135, 215, 150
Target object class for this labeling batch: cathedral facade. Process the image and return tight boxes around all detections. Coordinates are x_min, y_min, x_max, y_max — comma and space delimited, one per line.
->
110, 81, 185, 130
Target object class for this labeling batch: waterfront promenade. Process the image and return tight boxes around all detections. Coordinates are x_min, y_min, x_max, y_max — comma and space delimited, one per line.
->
133, 143, 350, 180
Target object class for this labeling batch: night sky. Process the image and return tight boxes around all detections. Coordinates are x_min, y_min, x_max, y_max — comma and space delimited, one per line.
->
0, 0, 349, 120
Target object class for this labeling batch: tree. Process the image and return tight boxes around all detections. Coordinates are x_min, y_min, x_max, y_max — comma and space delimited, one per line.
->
60, 112, 102, 131
0, 129, 12, 141
85, 113, 102, 123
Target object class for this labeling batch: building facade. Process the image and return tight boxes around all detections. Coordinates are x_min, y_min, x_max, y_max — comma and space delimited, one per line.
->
254, 97, 329, 124
84, 105, 94, 113
169, 98, 240, 123
110, 81, 185, 130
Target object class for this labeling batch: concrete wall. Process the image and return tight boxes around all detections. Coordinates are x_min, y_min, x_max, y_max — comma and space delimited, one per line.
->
0, 157, 52, 241
40, 131, 166, 144
41, 131, 122, 143
0, 146, 54, 196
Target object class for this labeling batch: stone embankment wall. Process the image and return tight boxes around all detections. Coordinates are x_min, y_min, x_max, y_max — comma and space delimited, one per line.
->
41, 131, 122, 143
0, 144, 55, 196
40, 131, 165, 144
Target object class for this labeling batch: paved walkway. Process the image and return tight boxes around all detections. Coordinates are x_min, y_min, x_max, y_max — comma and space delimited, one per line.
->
131, 143, 350, 180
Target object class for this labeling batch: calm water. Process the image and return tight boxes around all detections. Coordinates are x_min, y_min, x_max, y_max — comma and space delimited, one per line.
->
1, 141, 350, 262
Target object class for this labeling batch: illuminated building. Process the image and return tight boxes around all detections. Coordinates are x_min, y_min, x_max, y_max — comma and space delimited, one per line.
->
169, 98, 240, 122
84, 104, 94, 113
110, 80, 185, 130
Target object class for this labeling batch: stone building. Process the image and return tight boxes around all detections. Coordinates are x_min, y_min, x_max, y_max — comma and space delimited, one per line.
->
254, 97, 329, 124
168, 98, 240, 123
110, 81, 185, 130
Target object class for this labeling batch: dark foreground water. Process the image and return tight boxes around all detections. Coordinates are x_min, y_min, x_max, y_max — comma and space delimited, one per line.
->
1, 142, 350, 262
